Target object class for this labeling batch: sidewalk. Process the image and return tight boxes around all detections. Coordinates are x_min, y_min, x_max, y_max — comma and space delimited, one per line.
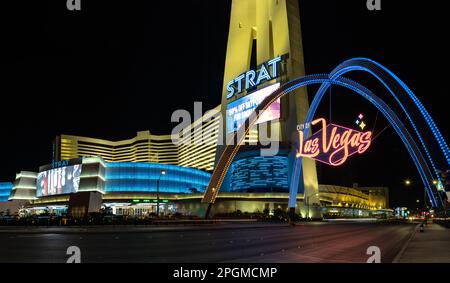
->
396, 223, 450, 263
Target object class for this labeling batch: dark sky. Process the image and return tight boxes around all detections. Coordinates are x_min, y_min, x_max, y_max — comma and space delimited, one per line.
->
1, 0, 449, 208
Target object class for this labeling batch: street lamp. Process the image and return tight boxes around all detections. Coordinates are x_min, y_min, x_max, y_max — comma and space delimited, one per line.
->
404, 179, 411, 186
156, 169, 167, 218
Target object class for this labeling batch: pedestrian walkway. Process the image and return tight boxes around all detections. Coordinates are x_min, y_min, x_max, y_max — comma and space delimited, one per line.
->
396, 223, 450, 263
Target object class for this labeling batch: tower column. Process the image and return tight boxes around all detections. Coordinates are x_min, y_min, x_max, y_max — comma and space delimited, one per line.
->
216, 0, 320, 218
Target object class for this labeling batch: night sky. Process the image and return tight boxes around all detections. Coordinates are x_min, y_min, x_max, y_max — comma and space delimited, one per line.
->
1, 0, 449, 208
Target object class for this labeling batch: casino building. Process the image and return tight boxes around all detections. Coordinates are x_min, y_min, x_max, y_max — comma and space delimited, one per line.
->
0, 0, 392, 218
56, 105, 221, 172
1, 128, 390, 219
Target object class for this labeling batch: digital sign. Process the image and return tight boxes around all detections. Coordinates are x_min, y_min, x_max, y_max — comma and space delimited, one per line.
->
36, 164, 82, 197
226, 83, 281, 133
296, 118, 372, 166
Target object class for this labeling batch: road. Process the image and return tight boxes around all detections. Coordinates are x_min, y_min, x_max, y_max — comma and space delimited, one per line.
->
0, 221, 416, 263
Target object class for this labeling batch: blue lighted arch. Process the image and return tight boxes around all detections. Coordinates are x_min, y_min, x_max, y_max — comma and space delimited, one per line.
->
288, 76, 440, 208
203, 60, 448, 216
289, 58, 449, 209
331, 58, 450, 169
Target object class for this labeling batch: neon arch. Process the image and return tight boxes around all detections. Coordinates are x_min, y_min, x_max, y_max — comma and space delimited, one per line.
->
202, 60, 448, 217
296, 58, 449, 208
289, 76, 440, 209
331, 58, 449, 169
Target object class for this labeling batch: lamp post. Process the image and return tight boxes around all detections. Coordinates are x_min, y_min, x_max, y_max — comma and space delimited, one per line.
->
156, 169, 167, 218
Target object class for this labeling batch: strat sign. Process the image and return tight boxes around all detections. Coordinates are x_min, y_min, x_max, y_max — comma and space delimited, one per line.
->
226, 54, 287, 99
296, 118, 372, 166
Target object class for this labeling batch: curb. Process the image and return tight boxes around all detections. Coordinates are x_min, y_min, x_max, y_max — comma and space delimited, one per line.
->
392, 223, 420, 263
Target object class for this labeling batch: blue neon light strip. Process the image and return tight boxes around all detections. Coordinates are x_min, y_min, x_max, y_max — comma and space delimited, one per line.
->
334, 78, 440, 207
105, 163, 211, 194
0, 182, 13, 202
331, 58, 450, 191
332, 65, 443, 185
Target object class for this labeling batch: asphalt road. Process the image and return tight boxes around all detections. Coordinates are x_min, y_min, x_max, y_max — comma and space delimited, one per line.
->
0, 222, 416, 263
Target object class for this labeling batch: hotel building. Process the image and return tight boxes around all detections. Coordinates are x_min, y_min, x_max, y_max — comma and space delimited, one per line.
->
56, 106, 221, 172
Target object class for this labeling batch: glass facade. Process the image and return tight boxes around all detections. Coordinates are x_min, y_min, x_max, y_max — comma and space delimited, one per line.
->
105, 162, 211, 194
230, 156, 289, 192
0, 182, 13, 202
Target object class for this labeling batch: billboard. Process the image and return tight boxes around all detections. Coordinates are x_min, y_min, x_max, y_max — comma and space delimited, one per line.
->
37, 164, 82, 197
226, 83, 281, 133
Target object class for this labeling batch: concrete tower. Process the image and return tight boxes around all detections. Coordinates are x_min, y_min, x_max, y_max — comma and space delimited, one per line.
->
217, 0, 320, 217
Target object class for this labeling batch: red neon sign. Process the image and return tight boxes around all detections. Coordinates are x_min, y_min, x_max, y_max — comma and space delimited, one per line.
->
296, 118, 372, 166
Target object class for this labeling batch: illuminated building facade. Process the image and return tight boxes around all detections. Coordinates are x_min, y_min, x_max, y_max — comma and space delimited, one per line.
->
56, 106, 220, 172
221, 148, 291, 193
0, 155, 390, 218
359, 187, 389, 211
9, 172, 37, 201
1, 172, 37, 215
229, 156, 289, 192
105, 162, 211, 194
12, 157, 211, 216
0, 183, 13, 202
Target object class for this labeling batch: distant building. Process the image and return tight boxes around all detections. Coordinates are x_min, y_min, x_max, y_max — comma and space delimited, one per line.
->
0, 180, 29, 215
359, 186, 389, 210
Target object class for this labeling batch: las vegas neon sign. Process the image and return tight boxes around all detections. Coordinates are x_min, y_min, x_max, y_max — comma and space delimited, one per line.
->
296, 118, 372, 166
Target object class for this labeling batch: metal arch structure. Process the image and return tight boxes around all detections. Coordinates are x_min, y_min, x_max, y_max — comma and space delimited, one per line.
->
202, 59, 449, 217
289, 58, 450, 209
330, 58, 450, 169
288, 76, 441, 210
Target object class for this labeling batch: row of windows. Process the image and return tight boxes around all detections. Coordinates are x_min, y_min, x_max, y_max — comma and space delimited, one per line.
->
60, 130, 219, 170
